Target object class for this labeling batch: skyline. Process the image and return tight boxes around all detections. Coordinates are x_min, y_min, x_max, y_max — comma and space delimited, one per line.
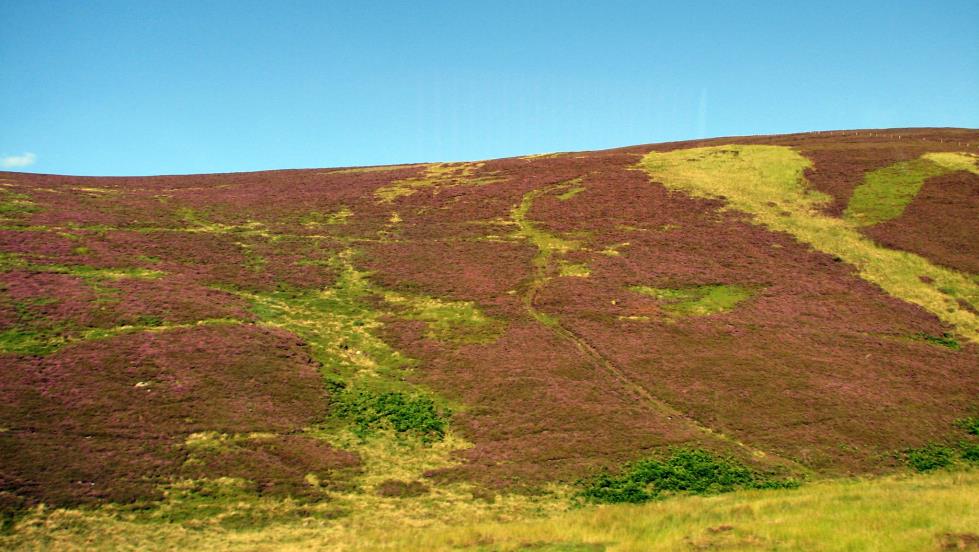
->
2, 0, 978, 176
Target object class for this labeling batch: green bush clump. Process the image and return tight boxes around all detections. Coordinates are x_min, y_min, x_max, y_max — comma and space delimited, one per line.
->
960, 443, 979, 464
915, 332, 961, 350
326, 381, 449, 442
904, 418, 979, 471
954, 416, 979, 436
905, 444, 956, 472
578, 448, 799, 504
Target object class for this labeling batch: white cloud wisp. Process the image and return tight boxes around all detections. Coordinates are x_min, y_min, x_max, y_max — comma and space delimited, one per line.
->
1, 152, 37, 169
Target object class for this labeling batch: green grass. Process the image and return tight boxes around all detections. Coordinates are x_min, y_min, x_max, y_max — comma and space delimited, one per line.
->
843, 158, 946, 226
4, 469, 977, 550
922, 151, 979, 175
639, 145, 979, 343
556, 185, 585, 201
629, 284, 754, 317
0, 318, 242, 355
374, 163, 503, 203
381, 290, 505, 344
510, 180, 587, 325
0, 190, 38, 220
241, 248, 502, 441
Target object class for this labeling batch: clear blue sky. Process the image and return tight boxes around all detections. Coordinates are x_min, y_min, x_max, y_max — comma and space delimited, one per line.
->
2, 0, 977, 176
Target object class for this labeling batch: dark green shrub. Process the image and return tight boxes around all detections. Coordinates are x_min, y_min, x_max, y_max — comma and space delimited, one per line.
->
326, 380, 449, 442
905, 444, 955, 472
959, 442, 979, 464
578, 448, 799, 504
954, 416, 979, 436
914, 332, 960, 350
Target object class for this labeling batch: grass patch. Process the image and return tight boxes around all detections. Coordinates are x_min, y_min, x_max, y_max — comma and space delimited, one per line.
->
375, 163, 503, 203
629, 284, 754, 317
843, 158, 946, 226
0, 318, 242, 355
0, 190, 38, 220
922, 151, 979, 174
300, 207, 352, 227
557, 261, 590, 277
578, 448, 798, 504
639, 145, 979, 343
556, 185, 585, 201
382, 290, 505, 344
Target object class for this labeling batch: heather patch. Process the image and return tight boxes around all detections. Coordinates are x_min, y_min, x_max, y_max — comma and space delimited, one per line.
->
628, 284, 754, 317
0, 325, 333, 508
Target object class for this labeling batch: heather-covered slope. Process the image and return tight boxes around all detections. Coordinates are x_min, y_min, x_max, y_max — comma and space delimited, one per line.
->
1, 128, 977, 541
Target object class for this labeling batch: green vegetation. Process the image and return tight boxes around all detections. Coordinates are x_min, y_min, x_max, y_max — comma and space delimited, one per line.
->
0, 318, 241, 355
629, 284, 754, 317
241, 248, 502, 442
0, 252, 164, 280
905, 444, 955, 472
4, 469, 977, 550
0, 262, 174, 355
557, 260, 590, 277
382, 290, 505, 344
0, 190, 37, 219
922, 151, 979, 174
913, 331, 961, 350
843, 152, 979, 227
578, 448, 798, 504
375, 162, 503, 203
904, 419, 979, 472
556, 184, 585, 201
327, 380, 449, 442
639, 145, 979, 343
955, 416, 979, 436
510, 180, 585, 324
300, 206, 352, 227
843, 158, 946, 226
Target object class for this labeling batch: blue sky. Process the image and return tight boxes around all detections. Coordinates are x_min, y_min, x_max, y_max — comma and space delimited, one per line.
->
2, 1, 977, 176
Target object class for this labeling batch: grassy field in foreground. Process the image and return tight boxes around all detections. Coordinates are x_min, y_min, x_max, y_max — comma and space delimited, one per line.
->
3, 469, 977, 551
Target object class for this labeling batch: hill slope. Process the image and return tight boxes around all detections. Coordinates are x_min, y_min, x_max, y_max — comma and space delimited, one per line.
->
1, 128, 978, 542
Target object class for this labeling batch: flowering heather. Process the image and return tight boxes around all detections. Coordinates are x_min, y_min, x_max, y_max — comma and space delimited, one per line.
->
0, 128, 977, 524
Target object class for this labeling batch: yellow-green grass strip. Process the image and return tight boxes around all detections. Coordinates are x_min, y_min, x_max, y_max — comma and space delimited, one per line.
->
639, 145, 979, 343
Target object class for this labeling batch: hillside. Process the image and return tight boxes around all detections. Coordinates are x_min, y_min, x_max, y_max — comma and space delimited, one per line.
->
1, 128, 978, 548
